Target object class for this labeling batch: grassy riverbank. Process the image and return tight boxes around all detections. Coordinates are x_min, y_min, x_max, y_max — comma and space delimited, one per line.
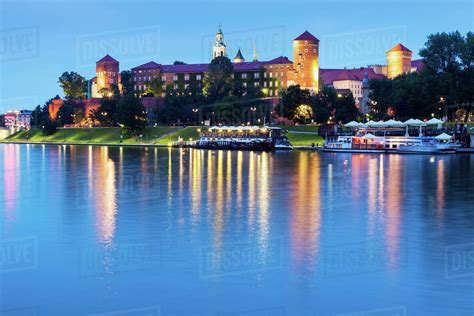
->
3, 126, 324, 148
4, 127, 179, 144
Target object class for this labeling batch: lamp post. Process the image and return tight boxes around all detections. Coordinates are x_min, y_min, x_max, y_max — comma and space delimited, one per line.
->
192, 108, 199, 126
42, 125, 45, 142
89, 124, 92, 143
440, 97, 446, 121
250, 107, 257, 125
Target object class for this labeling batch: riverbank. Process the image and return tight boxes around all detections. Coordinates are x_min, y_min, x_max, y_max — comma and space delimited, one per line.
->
2, 126, 324, 148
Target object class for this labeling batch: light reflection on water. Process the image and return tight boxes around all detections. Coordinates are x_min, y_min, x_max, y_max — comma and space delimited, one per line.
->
0, 144, 473, 315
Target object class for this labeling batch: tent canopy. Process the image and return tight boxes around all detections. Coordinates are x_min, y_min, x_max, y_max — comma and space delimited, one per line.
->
426, 118, 444, 125
362, 133, 379, 140
404, 118, 426, 126
435, 133, 453, 140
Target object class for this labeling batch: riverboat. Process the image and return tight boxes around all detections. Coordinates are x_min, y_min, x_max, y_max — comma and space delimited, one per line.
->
322, 128, 458, 154
181, 126, 293, 151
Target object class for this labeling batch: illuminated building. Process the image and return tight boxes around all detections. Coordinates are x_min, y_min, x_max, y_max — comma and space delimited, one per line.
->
290, 31, 320, 93
4, 110, 32, 130
387, 43, 413, 79
91, 54, 121, 98
212, 26, 227, 59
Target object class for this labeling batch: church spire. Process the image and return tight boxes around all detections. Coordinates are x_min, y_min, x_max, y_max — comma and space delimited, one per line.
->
253, 43, 258, 62
212, 25, 227, 60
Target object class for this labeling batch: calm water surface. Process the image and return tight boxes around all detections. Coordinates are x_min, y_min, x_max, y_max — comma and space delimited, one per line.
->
1, 144, 473, 315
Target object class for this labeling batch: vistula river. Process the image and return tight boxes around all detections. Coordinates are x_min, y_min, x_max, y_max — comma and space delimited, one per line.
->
0, 143, 473, 315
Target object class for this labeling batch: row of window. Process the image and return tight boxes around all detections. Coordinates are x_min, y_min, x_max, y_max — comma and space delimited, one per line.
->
133, 71, 289, 83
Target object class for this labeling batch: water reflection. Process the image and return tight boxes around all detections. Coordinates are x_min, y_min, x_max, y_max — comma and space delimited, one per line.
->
290, 152, 321, 271
3, 145, 18, 221
90, 147, 117, 244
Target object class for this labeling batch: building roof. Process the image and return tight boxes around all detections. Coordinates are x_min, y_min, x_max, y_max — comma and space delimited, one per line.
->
132, 61, 162, 70
411, 59, 425, 71
294, 31, 319, 42
233, 61, 266, 71
387, 43, 412, 53
265, 56, 293, 65
97, 54, 119, 63
320, 67, 385, 85
161, 63, 209, 73
234, 49, 245, 61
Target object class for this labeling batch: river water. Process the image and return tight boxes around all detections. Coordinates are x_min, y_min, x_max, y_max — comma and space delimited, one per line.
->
0, 144, 473, 315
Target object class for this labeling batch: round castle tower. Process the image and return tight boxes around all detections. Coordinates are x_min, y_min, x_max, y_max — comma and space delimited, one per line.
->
387, 43, 412, 79
292, 31, 319, 93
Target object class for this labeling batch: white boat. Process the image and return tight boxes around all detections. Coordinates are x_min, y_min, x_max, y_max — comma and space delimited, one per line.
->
323, 132, 457, 154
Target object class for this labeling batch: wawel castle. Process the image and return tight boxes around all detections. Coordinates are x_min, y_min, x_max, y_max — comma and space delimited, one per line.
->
50, 28, 424, 119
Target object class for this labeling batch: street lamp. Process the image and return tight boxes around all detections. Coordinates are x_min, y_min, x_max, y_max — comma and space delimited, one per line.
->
250, 107, 257, 125
440, 97, 447, 121
192, 108, 199, 126
89, 124, 93, 143
42, 125, 45, 142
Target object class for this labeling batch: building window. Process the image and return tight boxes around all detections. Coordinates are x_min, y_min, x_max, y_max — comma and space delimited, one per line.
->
305, 49, 308, 52
269, 81, 273, 87
184, 74, 190, 81
242, 73, 247, 79
280, 72, 284, 77
269, 72, 273, 77
264, 82, 267, 87
254, 82, 259, 87
196, 74, 202, 80
162, 76, 166, 81
243, 82, 247, 88
264, 72, 268, 78
174, 84, 178, 90
185, 84, 189, 89
269, 90, 273, 96
173, 75, 178, 81
254, 73, 260, 79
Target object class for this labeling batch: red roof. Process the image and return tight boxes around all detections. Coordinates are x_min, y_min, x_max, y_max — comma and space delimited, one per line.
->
97, 54, 119, 63
387, 43, 412, 53
265, 56, 293, 64
132, 61, 161, 70
294, 31, 319, 42
320, 68, 385, 85
411, 59, 424, 71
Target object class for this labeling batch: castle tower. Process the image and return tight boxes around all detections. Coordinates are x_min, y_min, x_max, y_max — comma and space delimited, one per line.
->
253, 44, 258, 62
293, 31, 319, 93
212, 26, 227, 60
387, 43, 412, 79
95, 54, 120, 96
233, 48, 245, 63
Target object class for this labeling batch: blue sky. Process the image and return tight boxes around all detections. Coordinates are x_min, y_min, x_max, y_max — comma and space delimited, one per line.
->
0, 0, 472, 112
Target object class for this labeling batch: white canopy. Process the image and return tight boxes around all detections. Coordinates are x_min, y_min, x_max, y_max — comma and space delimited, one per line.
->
362, 133, 379, 140
345, 121, 360, 127
385, 119, 406, 127
366, 120, 387, 127
404, 118, 426, 126
426, 118, 444, 125
435, 133, 453, 140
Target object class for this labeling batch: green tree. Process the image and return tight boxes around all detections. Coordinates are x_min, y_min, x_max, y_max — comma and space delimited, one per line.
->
116, 94, 147, 135
146, 77, 164, 97
277, 85, 311, 121
58, 72, 87, 99
120, 70, 134, 95
57, 100, 78, 125
203, 56, 234, 101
